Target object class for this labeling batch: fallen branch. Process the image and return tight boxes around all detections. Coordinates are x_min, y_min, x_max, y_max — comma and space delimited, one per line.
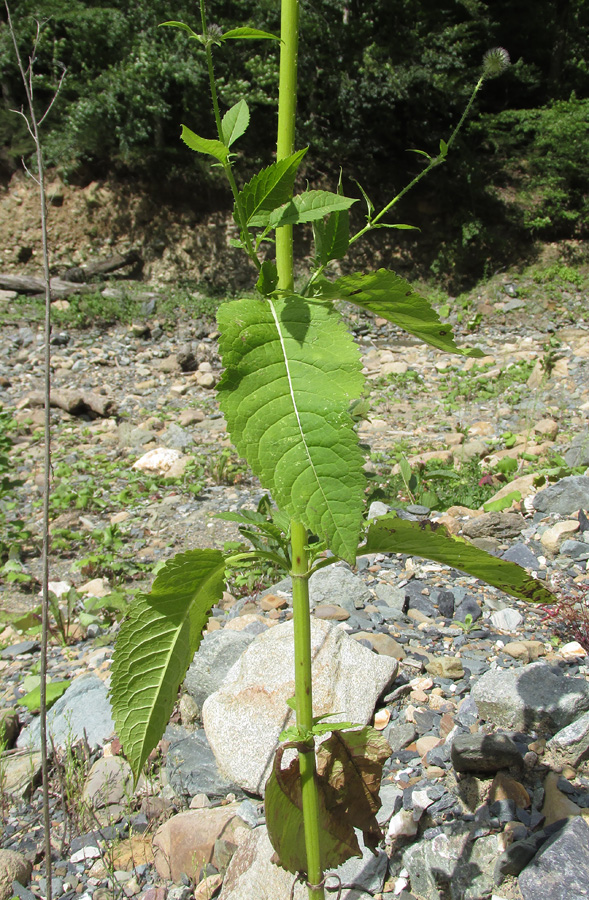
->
23, 389, 117, 418
0, 273, 92, 298
61, 250, 141, 283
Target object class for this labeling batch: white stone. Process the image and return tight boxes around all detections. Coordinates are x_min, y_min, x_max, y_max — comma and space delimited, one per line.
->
387, 808, 419, 839
132, 447, 183, 474
43, 581, 71, 598
489, 608, 524, 632
202, 618, 397, 795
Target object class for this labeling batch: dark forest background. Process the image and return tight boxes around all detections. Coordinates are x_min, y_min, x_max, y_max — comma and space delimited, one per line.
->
1, 0, 588, 284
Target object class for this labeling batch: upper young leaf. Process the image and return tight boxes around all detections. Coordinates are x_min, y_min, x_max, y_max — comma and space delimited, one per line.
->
221, 99, 250, 147
160, 20, 203, 42
110, 549, 226, 781
221, 27, 280, 41
267, 190, 356, 229
256, 260, 279, 295
313, 174, 350, 264
316, 269, 484, 357
238, 149, 307, 226
181, 125, 229, 164
217, 295, 365, 563
363, 513, 555, 604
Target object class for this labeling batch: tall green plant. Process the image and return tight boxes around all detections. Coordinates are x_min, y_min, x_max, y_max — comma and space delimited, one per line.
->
110, 9, 548, 899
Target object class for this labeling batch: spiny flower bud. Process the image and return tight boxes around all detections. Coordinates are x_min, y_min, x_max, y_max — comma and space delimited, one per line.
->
482, 47, 511, 79
208, 23, 223, 40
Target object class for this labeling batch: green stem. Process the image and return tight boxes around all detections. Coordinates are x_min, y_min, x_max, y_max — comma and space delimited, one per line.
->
291, 521, 324, 900
276, 0, 299, 291
276, 3, 324, 895
349, 75, 485, 247
199, 0, 260, 271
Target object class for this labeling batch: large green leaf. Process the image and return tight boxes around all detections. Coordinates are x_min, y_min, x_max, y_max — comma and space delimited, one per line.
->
239, 149, 307, 226
181, 126, 229, 164
363, 513, 555, 604
267, 190, 356, 228
221, 99, 249, 147
110, 549, 225, 780
217, 296, 365, 563
316, 269, 484, 356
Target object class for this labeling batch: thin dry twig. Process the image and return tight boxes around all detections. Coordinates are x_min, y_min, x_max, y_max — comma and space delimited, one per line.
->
4, 5, 66, 899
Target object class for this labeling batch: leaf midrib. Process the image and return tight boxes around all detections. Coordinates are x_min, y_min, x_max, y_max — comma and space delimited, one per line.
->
125, 560, 224, 773
268, 299, 334, 533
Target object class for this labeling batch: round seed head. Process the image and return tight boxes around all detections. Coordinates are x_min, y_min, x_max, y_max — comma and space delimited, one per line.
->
482, 47, 511, 79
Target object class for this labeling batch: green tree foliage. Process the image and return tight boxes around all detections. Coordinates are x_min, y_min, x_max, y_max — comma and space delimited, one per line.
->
1, 0, 587, 276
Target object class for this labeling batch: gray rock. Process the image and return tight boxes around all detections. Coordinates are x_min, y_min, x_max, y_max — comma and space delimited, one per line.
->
82, 756, 133, 809
490, 608, 524, 631
161, 423, 193, 450
183, 630, 256, 709
308, 565, 372, 613
166, 730, 244, 801
564, 434, 589, 469
471, 662, 589, 733
494, 824, 564, 883
117, 423, 155, 448
407, 593, 437, 618
462, 512, 525, 539
385, 721, 418, 753
451, 733, 523, 773
374, 582, 406, 611
403, 822, 498, 900
546, 710, 589, 767
1, 641, 39, 659
533, 476, 589, 515
176, 346, 198, 372
436, 590, 455, 618
455, 695, 479, 727
202, 618, 397, 795
559, 539, 589, 560
453, 596, 482, 623
377, 783, 403, 825
502, 542, 541, 571
17, 674, 114, 751
519, 816, 589, 899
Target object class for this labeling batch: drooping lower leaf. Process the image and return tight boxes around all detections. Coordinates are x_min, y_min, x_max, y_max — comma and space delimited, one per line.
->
317, 726, 391, 852
265, 744, 361, 875
217, 296, 365, 563
316, 269, 484, 357
110, 549, 225, 780
266, 726, 390, 874
363, 513, 555, 604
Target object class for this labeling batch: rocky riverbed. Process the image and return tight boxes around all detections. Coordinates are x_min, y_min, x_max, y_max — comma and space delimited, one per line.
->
1, 259, 589, 900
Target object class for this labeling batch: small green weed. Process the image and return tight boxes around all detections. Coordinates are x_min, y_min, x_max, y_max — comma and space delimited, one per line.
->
367, 454, 497, 512
439, 359, 534, 411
